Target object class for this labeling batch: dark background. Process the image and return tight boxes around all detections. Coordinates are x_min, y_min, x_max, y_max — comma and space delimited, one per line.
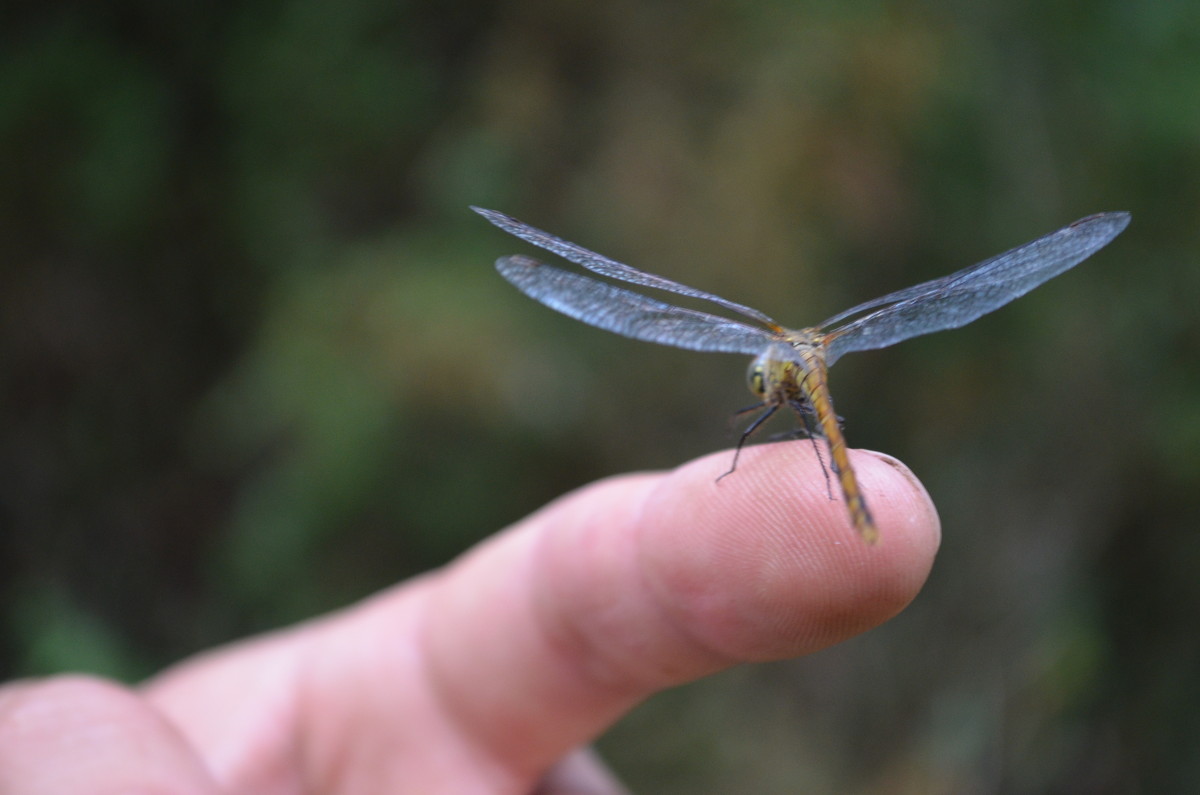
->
2, 1, 1197, 792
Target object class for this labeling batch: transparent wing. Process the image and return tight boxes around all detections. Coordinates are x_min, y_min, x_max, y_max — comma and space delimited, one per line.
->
474, 206, 781, 330
497, 255, 776, 355
822, 212, 1130, 365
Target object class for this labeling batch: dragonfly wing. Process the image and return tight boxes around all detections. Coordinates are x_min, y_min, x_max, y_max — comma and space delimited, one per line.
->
823, 212, 1130, 365
474, 207, 781, 330
497, 255, 775, 355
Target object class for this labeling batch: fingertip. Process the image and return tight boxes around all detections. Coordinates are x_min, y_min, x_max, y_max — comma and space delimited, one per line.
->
633, 442, 939, 662
854, 448, 942, 554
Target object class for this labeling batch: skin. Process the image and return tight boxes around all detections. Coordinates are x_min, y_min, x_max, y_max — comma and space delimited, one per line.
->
0, 442, 939, 794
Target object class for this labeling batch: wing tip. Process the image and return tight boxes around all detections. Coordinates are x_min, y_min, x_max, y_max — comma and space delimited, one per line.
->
1071, 210, 1131, 234
496, 252, 532, 265
495, 253, 545, 275
473, 206, 529, 233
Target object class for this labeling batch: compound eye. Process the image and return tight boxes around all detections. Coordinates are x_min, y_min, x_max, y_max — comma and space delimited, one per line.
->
747, 361, 766, 396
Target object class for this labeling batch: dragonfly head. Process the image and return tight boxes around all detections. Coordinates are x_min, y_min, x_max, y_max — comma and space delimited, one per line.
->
747, 340, 826, 403
747, 345, 799, 400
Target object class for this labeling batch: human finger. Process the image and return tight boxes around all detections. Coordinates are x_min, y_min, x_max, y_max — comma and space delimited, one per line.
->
0, 675, 222, 794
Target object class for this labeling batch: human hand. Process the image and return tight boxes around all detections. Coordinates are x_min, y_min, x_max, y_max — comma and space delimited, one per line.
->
0, 443, 938, 793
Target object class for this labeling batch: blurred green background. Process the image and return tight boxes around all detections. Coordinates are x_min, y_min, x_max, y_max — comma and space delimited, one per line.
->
2, 1, 1198, 791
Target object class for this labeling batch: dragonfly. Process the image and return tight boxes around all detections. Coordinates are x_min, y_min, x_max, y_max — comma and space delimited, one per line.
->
474, 206, 1130, 544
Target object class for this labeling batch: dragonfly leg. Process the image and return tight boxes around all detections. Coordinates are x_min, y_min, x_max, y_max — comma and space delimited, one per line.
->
768, 428, 812, 441
717, 404, 778, 481
767, 399, 820, 441
788, 398, 836, 501
727, 402, 768, 435
733, 401, 813, 441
